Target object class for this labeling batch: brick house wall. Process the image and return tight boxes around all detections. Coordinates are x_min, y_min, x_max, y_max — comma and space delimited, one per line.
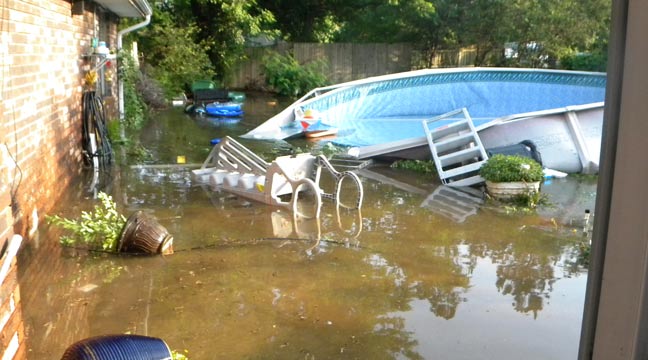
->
2, 0, 119, 238
1, 0, 122, 358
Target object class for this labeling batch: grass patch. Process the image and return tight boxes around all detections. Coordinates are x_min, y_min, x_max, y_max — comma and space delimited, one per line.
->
391, 159, 437, 174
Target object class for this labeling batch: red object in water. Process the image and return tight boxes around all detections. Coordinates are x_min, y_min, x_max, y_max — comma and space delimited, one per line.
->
300, 120, 310, 129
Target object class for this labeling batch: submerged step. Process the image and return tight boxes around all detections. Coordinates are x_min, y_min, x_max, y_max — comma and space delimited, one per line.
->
445, 174, 485, 187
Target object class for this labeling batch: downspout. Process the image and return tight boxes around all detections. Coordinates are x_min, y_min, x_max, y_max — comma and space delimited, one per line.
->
117, 7, 152, 120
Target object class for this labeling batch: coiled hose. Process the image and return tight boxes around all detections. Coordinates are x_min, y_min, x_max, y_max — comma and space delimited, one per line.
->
82, 91, 113, 168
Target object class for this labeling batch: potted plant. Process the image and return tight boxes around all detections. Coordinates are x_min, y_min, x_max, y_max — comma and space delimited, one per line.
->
479, 154, 544, 200
47, 192, 173, 255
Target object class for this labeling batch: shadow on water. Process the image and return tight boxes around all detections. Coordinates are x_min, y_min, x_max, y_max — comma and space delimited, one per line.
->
18, 92, 595, 359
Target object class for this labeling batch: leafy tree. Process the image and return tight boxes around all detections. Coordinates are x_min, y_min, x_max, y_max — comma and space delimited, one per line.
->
557, 0, 610, 71
128, 0, 276, 90
525, 0, 609, 66
258, 0, 454, 50
128, 5, 215, 97
451, 0, 512, 66
257, 0, 341, 42
444, 0, 611, 67
330, 0, 460, 67
335, 1, 437, 43
171, 0, 276, 82
124, 0, 612, 101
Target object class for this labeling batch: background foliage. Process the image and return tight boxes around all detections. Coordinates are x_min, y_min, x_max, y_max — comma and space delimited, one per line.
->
123, 0, 611, 98
262, 51, 328, 97
131, 9, 216, 98
118, 49, 147, 129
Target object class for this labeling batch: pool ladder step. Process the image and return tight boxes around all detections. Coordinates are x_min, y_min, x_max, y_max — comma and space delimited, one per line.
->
423, 108, 488, 187
421, 185, 484, 223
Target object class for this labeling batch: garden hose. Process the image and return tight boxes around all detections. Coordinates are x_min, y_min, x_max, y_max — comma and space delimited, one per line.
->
82, 91, 113, 168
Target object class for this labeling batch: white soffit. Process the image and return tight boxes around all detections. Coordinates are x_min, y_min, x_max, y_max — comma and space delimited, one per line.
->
93, 0, 152, 18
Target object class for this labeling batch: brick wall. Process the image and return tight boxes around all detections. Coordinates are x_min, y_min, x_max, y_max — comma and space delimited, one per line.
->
1, 0, 119, 236
1, 0, 120, 358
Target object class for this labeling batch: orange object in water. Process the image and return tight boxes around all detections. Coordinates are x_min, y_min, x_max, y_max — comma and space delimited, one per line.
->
305, 128, 338, 139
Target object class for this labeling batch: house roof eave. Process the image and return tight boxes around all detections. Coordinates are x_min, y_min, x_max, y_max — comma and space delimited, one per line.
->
93, 0, 152, 18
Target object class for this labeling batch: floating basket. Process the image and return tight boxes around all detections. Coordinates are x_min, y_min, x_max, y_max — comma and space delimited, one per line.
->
118, 211, 174, 255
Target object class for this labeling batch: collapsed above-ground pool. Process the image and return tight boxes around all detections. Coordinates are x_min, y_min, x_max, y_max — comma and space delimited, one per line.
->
244, 68, 606, 174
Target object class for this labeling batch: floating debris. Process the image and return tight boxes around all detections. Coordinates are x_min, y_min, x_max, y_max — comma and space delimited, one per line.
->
77, 284, 98, 293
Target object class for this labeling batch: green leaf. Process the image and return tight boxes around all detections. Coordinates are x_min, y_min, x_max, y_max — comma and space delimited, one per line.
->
479, 155, 544, 183
47, 192, 127, 251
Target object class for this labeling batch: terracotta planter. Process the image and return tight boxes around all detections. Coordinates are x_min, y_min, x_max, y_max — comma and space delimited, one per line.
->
118, 211, 174, 255
485, 181, 540, 200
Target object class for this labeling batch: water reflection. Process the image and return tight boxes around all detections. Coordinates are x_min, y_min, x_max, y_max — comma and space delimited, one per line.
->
357, 167, 485, 223
539, 176, 597, 229
421, 186, 484, 223
194, 115, 243, 128
270, 207, 363, 252
17, 93, 593, 359
495, 253, 554, 318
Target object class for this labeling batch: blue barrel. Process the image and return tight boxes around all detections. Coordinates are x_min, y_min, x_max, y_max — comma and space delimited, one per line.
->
60, 334, 172, 360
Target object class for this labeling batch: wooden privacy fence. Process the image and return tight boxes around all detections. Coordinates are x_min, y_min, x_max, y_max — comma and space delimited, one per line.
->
227, 43, 477, 89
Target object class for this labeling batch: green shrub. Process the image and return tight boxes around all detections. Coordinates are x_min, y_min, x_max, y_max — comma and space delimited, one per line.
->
46, 192, 126, 252
560, 52, 607, 72
391, 159, 437, 174
118, 49, 147, 130
262, 51, 328, 97
479, 154, 544, 183
504, 191, 550, 210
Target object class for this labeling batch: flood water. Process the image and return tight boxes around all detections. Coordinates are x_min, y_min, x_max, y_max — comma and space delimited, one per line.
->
18, 92, 596, 359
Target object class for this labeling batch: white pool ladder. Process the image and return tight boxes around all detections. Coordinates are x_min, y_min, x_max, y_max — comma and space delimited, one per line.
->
192, 136, 364, 218
423, 108, 488, 187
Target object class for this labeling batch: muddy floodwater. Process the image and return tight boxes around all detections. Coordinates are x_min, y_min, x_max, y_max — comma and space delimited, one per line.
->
18, 93, 596, 359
